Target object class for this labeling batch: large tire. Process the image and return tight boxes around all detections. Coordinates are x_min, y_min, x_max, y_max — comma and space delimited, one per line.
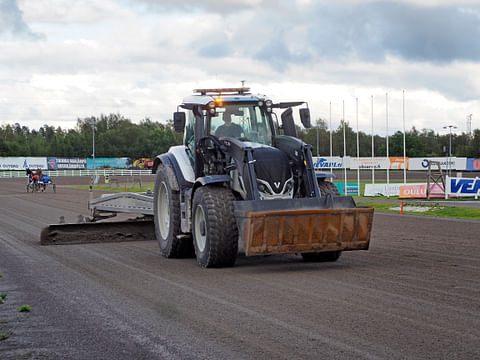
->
318, 179, 340, 196
192, 186, 238, 268
154, 165, 192, 258
303, 179, 342, 262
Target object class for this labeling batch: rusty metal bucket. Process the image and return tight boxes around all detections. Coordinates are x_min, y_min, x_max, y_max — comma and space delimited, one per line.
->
234, 197, 374, 256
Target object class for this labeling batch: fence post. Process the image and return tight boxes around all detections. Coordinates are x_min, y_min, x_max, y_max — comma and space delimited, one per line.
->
445, 175, 449, 199
476, 177, 479, 200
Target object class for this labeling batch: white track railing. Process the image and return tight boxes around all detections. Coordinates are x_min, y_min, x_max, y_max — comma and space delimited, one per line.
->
0, 169, 153, 178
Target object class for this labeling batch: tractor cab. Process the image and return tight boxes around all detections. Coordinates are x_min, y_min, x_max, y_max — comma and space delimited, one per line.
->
172, 88, 314, 201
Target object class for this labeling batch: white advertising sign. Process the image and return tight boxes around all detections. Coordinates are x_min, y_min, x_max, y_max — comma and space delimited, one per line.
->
408, 157, 467, 171
446, 176, 480, 197
350, 157, 390, 170
312, 156, 346, 169
0, 157, 48, 170
364, 183, 424, 196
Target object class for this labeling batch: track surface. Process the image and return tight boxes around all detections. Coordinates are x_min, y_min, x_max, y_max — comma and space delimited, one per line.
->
1, 178, 479, 359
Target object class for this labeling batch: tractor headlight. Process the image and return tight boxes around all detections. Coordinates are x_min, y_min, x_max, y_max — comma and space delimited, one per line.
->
265, 99, 272, 113
208, 101, 215, 109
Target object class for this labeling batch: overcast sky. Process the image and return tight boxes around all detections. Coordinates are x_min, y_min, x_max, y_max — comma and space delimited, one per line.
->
1, 0, 479, 135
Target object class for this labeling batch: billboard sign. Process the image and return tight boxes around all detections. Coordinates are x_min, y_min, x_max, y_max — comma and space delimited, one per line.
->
0, 157, 48, 170
389, 157, 408, 170
447, 176, 480, 197
47, 157, 87, 170
364, 182, 425, 197
87, 157, 129, 169
350, 157, 389, 170
399, 184, 444, 198
466, 158, 480, 171
409, 157, 467, 171
312, 156, 345, 169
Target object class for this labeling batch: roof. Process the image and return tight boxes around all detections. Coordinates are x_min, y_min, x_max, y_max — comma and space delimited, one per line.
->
181, 88, 271, 106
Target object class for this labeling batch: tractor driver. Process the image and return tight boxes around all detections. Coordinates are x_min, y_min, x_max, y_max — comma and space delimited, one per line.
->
215, 109, 244, 138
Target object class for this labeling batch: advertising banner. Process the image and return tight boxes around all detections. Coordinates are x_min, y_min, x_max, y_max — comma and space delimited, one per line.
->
446, 176, 480, 197
47, 157, 87, 170
466, 158, 480, 171
389, 157, 408, 170
0, 157, 48, 170
312, 156, 345, 170
87, 157, 129, 169
399, 184, 444, 198
409, 157, 467, 171
349, 157, 390, 170
364, 183, 424, 197
334, 183, 360, 195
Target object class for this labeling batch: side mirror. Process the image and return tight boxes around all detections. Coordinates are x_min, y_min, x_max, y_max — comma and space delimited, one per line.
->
299, 108, 311, 128
281, 108, 297, 137
173, 112, 186, 132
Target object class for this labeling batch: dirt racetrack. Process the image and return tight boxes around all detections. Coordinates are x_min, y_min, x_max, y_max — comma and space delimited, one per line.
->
1, 177, 479, 359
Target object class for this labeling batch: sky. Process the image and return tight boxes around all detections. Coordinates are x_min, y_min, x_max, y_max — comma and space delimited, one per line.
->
0, 0, 479, 136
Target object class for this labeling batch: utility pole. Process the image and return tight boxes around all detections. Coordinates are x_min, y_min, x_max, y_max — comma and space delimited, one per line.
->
467, 114, 472, 136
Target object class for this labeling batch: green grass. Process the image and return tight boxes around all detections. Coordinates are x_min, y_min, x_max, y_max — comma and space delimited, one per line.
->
0, 333, 9, 341
18, 304, 32, 312
357, 201, 480, 220
0, 292, 7, 304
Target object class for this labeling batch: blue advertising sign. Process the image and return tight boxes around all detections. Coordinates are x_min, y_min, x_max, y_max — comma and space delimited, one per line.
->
87, 157, 129, 169
313, 157, 343, 169
466, 158, 480, 171
47, 157, 87, 170
449, 177, 480, 195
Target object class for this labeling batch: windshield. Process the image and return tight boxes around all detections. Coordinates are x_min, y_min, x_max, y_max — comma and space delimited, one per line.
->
209, 104, 273, 146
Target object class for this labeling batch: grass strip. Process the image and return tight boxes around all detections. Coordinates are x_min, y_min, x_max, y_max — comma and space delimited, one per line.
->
357, 201, 480, 220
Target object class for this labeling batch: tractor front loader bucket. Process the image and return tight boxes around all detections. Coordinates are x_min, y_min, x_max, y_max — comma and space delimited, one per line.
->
234, 196, 374, 256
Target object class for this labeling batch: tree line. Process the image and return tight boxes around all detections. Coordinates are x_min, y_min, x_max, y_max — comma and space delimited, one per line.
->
0, 114, 182, 159
1, 114, 479, 159
300, 119, 480, 158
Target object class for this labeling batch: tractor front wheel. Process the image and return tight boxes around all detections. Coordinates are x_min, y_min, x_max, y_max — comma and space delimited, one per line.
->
192, 186, 238, 268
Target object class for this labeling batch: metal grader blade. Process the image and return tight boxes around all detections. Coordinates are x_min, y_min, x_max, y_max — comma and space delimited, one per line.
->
234, 196, 374, 256
41, 192, 156, 245
40, 220, 155, 245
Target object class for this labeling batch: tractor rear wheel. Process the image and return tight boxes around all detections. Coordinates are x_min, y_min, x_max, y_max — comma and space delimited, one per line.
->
192, 186, 238, 268
303, 179, 342, 262
154, 165, 192, 258
318, 179, 340, 196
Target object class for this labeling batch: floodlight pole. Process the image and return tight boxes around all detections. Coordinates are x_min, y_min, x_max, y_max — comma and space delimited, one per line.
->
443, 125, 457, 177
329, 102, 333, 175
90, 119, 96, 173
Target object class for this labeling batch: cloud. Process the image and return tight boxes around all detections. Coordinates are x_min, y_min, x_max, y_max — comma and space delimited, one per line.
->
1, 0, 479, 132
119, 1, 480, 67
117, 0, 263, 14
297, 2, 480, 66
0, 0, 44, 40
198, 42, 233, 58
